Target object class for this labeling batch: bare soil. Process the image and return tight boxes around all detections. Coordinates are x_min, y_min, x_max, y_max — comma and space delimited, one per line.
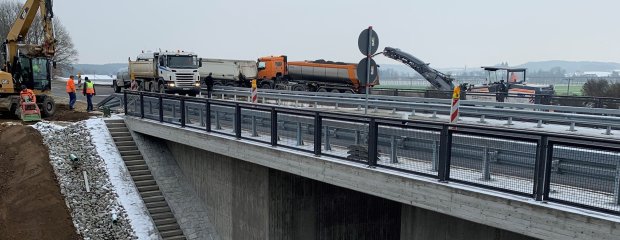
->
0, 102, 97, 124
44, 103, 98, 122
0, 125, 80, 240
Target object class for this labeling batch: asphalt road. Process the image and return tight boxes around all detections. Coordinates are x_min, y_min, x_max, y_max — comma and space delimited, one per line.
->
50, 80, 115, 105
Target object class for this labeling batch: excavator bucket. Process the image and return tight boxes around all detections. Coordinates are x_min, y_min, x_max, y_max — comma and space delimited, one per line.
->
20, 102, 42, 122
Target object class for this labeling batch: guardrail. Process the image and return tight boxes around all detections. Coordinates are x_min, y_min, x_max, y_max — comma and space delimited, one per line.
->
124, 91, 620, 215
209, 87, 620, 134
371, 88, 620, 109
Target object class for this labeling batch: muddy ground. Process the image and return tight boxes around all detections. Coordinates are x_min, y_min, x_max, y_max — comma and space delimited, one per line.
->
0, 124, 80, 239
0, 101, 98, 124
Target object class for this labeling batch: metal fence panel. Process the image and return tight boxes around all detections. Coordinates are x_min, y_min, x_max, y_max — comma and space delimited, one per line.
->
376, 124, 441, 177
548, 144, 620, 213
449, 133, 537, 195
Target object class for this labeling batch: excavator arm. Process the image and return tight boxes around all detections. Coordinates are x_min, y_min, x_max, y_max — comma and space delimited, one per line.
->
381, 47, 454, 91
4, 0, 55, 71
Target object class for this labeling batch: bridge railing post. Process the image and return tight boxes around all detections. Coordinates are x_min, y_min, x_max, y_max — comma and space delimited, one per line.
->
390, 135, 398, 164
158, 95, 163, 122
123, 91, 128, 116
235, 103, 241, 139
296, 122, 304, 146
534, 136, 552, 201
139, 92, 144, 118
205, 100, 211, 132
180, 97, 186, 127
431, 140, 439, 171
324, 125, 331, 151
482, 146, 491, 180
271, 107, 278, 146
368, 118, 378, 167
438, 125, 453, 182
314, 112, 322, 156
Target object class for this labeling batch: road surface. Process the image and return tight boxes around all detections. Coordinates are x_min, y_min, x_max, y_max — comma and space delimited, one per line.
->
50, 80, 115, 105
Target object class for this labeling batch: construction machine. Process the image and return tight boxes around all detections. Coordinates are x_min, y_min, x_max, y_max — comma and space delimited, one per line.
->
0, 0, 56, 120
379, 47, 554, 103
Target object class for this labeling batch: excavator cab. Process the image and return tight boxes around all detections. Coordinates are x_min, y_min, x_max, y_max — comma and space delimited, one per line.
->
13, 55, 52, 92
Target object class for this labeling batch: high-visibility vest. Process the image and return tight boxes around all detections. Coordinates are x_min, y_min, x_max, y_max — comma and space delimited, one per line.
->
86, 81, 95, 94
66, 79, 75, 92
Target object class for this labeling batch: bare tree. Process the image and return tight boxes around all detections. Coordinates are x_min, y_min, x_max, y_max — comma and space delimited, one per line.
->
0, 0, 78, 76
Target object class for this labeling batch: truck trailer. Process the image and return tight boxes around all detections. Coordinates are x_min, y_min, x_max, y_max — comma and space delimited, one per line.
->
127, 51, 201, 95
257, 56, 379, 93
198, 58, 257, 87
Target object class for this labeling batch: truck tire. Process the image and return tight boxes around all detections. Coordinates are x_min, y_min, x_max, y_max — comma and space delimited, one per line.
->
158, 83, 165, 94
261, 83, 272, 89
317, 88, 328, 92
330, 89, 340, 93
149, 82, 156, 92
113, 81, 122, 93
292, 85, 306, 91
40, 96, 55, 118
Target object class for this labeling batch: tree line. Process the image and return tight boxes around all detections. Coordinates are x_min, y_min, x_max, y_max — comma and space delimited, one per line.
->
0, 0, 78, 76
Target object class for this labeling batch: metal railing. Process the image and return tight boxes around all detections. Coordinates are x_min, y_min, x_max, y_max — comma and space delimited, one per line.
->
209, 87, 620, 135
124, 91, 620, 215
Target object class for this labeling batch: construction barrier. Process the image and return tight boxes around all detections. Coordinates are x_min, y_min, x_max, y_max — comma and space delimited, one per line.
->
251, 79, 258, 103
450, 86, 461, 124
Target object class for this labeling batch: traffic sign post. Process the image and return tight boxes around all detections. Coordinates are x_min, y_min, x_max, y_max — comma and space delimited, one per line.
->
358, 27, 379, 114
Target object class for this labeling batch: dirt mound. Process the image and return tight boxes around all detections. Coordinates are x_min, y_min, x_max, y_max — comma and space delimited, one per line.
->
0, 125, 80, 240
44, 103, 97, 122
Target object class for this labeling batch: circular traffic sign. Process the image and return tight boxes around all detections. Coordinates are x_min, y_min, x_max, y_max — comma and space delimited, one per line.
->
357, 58, 378, 86
358, 28, 379, 56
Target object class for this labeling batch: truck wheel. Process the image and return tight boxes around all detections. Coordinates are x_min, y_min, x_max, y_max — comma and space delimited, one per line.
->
330, 89, 340, 93
158, 83, 165, 94
261, 83, 272, 89
292, 85, 306, 91
113, 81, 122, 93
40, 96, 56, 118
317, 88, 328, 92
149, 82, 156, 92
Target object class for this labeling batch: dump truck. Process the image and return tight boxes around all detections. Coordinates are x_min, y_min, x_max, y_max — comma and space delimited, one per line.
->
256, 56, 378, 93
128, 51, 201, 95
198, 58, 257, 87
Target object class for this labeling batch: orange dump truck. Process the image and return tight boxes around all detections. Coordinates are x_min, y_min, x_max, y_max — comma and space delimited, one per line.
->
256, 56, 378, 93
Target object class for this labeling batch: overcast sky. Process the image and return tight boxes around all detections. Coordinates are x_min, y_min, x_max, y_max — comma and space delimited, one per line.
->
53, 0, 619, 67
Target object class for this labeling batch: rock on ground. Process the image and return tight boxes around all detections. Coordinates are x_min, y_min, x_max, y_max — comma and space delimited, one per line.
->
35, 121, 137, 240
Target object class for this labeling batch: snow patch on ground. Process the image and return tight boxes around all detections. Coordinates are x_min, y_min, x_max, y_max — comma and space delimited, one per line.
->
85, 118, 158, 240
33, 119, 157, 239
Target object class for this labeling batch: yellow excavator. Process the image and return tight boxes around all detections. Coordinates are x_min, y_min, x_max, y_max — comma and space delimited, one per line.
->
0, 0, 56, 120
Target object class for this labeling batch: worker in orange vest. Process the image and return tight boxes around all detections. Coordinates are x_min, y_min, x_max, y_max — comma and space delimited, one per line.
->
20, 85, 36, 103
66, 75, 77, 110
82, 77, 96, 112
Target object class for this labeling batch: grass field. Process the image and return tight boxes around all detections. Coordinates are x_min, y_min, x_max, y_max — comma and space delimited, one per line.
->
553, 84, 583, 96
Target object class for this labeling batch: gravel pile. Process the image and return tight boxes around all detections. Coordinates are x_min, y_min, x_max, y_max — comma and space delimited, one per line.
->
34, 121, 137, 240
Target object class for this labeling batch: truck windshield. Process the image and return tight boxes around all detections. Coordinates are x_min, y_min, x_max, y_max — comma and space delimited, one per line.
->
167, 56, 198, 69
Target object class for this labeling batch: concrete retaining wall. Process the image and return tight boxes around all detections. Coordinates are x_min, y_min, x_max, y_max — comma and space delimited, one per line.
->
125, 117, 620, 240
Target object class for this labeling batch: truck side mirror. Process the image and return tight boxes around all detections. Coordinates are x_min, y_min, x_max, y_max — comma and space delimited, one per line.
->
199, 59, 202, 67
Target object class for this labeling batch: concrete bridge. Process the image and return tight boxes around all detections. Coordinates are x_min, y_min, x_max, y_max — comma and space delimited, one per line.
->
118, 92, 620, 240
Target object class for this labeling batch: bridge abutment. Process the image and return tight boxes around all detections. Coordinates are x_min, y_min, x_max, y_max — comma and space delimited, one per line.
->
135, 132, 536, 240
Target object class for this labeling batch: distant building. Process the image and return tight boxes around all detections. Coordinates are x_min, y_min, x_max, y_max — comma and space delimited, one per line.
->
580, 71, 612, 77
